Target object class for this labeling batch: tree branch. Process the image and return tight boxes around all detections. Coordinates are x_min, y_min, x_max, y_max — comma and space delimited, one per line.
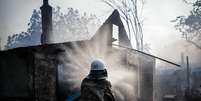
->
187, 39, 201, 49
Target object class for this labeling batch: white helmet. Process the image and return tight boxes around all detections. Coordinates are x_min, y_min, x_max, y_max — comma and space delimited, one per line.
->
88, 59, 108, 79
91, 59, 105, 70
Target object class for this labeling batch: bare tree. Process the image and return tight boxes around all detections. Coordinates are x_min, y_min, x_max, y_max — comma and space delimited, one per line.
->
103, 0, 144, 51
5, 7, 99, 49
173, 0, 201, 49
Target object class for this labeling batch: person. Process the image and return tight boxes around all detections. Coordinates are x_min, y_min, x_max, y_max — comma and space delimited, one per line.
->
79, 59, 115, 101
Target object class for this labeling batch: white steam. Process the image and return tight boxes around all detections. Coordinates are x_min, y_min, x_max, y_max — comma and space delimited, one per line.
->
57, 28, 137, 101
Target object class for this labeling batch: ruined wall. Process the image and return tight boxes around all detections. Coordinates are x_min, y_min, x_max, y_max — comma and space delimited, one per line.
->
0, 45, 60, 101
34, 46, 58, 101
140, 54, 155, 101
0, 48, 34, 101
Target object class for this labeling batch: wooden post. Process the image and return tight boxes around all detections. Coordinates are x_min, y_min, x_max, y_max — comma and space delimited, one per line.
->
186, 56, 191, 96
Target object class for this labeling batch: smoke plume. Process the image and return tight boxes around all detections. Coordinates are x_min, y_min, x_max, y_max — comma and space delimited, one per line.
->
57, 29, 137, 101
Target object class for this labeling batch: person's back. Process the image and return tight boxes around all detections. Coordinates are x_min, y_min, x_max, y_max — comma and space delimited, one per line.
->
79, 59, 115, 101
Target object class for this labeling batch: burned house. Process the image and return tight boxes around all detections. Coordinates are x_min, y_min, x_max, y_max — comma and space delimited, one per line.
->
0, 0, 155, 101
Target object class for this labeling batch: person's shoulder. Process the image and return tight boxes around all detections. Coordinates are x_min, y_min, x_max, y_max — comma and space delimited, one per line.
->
105, 79, 112, 87
101, 79, 110, 83
81, 77, 91, 84
82, 78, 111, 86
97, 79, 112, 87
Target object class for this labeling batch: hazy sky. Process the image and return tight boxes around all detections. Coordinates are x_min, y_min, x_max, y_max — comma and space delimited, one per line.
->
0, 0, 199, 66
0, 0, 42, 49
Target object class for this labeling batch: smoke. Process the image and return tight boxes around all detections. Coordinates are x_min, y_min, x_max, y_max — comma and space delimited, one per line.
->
156, 39, 201, 69
57, 27, 137, 101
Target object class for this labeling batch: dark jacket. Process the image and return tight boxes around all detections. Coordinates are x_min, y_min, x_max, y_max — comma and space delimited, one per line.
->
79, 78, 115, 101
